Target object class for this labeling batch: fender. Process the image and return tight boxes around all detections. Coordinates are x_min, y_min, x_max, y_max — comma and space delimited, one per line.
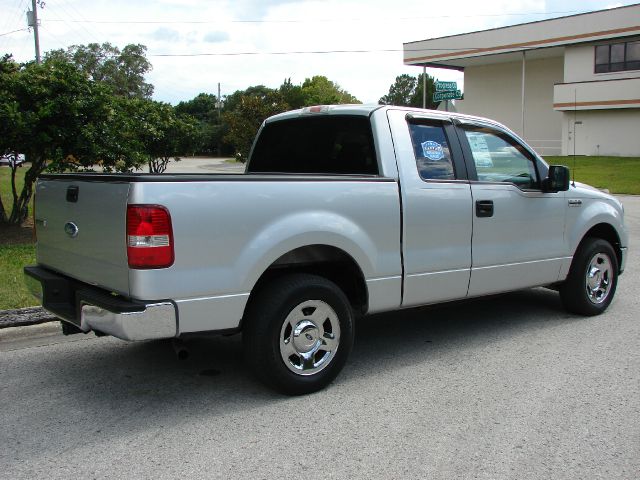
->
235, 210, 378, 294
566, 198, 625, 253
560, 192, 627, 279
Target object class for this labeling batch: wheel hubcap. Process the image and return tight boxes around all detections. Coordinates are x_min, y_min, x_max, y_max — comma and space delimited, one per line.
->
280, 300, 340, 376
585, 252, 613, 304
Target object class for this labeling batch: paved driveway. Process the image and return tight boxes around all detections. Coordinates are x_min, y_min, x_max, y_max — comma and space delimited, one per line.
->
163, 157, 244, 174
1, 196, 638, 479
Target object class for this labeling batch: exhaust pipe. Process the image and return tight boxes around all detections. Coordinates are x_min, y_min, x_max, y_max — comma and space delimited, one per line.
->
172, 338, 189, 360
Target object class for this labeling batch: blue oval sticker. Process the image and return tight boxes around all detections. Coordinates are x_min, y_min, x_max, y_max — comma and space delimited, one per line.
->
421, 141, 445, 161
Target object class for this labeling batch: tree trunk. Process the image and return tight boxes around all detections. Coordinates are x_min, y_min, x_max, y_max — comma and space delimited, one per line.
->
8, 163, 40, 225
0, 195, 8, 224
148, 156, 170, 174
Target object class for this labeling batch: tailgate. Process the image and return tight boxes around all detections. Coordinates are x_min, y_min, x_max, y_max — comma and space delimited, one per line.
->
35, 177, 131, 295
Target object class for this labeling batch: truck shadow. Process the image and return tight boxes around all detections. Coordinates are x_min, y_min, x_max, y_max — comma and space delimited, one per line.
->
351, 287, 571, 364
6, 287, 590, 459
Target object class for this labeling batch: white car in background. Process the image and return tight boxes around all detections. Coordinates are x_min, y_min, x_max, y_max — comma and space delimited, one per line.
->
0, 153, 25, 167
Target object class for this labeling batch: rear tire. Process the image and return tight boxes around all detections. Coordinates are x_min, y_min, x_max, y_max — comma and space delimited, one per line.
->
560, 238, 618, 316
243, 274, 354, 395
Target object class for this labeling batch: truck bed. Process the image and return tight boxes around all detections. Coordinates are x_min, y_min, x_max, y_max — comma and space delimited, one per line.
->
34, 172, 402, 333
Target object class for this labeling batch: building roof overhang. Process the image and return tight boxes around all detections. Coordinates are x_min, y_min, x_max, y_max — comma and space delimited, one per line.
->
404, 3, 640, 68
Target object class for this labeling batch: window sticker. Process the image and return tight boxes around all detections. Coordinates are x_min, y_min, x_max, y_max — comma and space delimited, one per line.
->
421, 140, 445, 161
466, 132, 493, 168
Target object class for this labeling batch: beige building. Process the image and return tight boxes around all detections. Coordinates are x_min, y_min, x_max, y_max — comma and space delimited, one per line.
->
404, 4, 640, 157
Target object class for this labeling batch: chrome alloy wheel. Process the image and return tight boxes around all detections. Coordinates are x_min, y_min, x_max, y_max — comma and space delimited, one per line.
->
585, 252, 613, 305
279, 300, 341, 376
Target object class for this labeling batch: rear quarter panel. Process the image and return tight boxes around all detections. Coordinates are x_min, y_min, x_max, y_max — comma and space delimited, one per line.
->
128, 178, 402, 332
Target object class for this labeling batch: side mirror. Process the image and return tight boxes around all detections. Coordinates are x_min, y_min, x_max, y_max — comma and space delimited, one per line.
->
543, 165, 570, 192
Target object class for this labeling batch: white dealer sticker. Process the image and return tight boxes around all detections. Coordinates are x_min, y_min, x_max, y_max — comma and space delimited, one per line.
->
466, 133, 493, 168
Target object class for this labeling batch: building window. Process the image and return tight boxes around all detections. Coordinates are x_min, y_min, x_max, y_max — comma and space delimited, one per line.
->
595, 41, 640, 73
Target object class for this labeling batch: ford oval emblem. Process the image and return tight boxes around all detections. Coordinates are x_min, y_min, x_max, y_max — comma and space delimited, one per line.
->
64, 222, 79, 238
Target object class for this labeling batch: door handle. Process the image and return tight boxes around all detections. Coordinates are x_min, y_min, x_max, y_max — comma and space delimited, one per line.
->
476, 200, 494, 217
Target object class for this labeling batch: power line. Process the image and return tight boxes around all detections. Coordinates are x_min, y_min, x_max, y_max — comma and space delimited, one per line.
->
0, 0, 28, 34
0, 0, 29, 51
148, 45, 545, 58
43, 10, 585, 24
44, 0, 100, 47
150, 49, 402, 57
0, 28, 30, 37
39, 24, 75, 51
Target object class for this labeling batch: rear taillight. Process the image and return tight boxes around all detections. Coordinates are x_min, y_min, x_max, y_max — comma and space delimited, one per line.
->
127, 205, 174, 269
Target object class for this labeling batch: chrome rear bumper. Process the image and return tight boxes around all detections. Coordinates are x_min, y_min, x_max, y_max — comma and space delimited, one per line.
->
80, 302, 176, 341
24, 265, 177, 341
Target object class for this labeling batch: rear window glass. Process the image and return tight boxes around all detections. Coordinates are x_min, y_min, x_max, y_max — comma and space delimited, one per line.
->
248, 115, 378, 175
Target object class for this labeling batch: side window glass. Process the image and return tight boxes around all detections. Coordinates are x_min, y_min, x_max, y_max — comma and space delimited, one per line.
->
408, 122, 456, 181
463, 128, 539, 189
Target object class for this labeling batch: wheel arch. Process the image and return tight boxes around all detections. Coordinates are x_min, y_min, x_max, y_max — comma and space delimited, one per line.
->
578, 222, 623, 272
245, 244, 369, 321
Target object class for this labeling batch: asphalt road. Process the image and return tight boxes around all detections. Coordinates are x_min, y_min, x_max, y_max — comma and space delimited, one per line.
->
1, 197, 638, 479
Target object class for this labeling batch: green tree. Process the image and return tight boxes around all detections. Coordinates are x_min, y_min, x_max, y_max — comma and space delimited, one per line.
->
412, 73, 438, 109
279, 78, 305, 109
0, 56, 22, 224
133, 100, 198, 173
223, 89, 288, 162
379, 72, 438, 109
300, 76, 360, 105
220, 77, 360, 160
45, 43, 153, 99
175, 93, 225, 155
379, 74, 417, 106
175, 93, 218, 122
223, 85, 275, 112
0, 57, 146, 225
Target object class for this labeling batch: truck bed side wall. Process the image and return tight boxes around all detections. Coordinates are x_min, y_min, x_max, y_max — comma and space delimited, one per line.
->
128, 178, 403, 333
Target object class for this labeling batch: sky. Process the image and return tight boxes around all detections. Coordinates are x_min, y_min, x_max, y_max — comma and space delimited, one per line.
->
0, 0, 635, 105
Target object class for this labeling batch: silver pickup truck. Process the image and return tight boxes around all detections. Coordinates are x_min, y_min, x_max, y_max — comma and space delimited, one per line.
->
25, 105, 628, 394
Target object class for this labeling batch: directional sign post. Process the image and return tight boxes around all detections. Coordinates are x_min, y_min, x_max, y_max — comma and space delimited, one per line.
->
433, 81, 462, 112
435, 81, 458, 92
433, 90, 463, 102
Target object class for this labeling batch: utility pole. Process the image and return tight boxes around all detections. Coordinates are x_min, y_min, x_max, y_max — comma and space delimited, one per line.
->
217, 82, 221, 122
422, 66, 426, 109
217, 82, 222, 157
27, 0, 41, 63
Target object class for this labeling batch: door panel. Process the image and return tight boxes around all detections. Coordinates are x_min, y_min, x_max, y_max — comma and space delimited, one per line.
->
458, 124, 567, 296
468, 184, 566, 296
386, 110, 473, 307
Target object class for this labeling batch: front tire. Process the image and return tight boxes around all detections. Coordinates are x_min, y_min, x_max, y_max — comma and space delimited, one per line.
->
560, 238, 618, 316
243, 274, 354, 395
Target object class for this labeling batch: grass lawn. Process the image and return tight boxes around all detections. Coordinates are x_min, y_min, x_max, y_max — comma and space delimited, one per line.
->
1, 165, 37, 310
544, 156, 640, 195
0, 243, 37, 310
1, 165, 26, 215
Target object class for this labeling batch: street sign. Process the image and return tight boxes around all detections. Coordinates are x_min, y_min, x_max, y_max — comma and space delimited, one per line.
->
435, 81, 458, 92
433, 90, 462, 102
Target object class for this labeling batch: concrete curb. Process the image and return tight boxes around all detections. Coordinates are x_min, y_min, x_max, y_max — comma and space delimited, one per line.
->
0, 307, 56, 329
